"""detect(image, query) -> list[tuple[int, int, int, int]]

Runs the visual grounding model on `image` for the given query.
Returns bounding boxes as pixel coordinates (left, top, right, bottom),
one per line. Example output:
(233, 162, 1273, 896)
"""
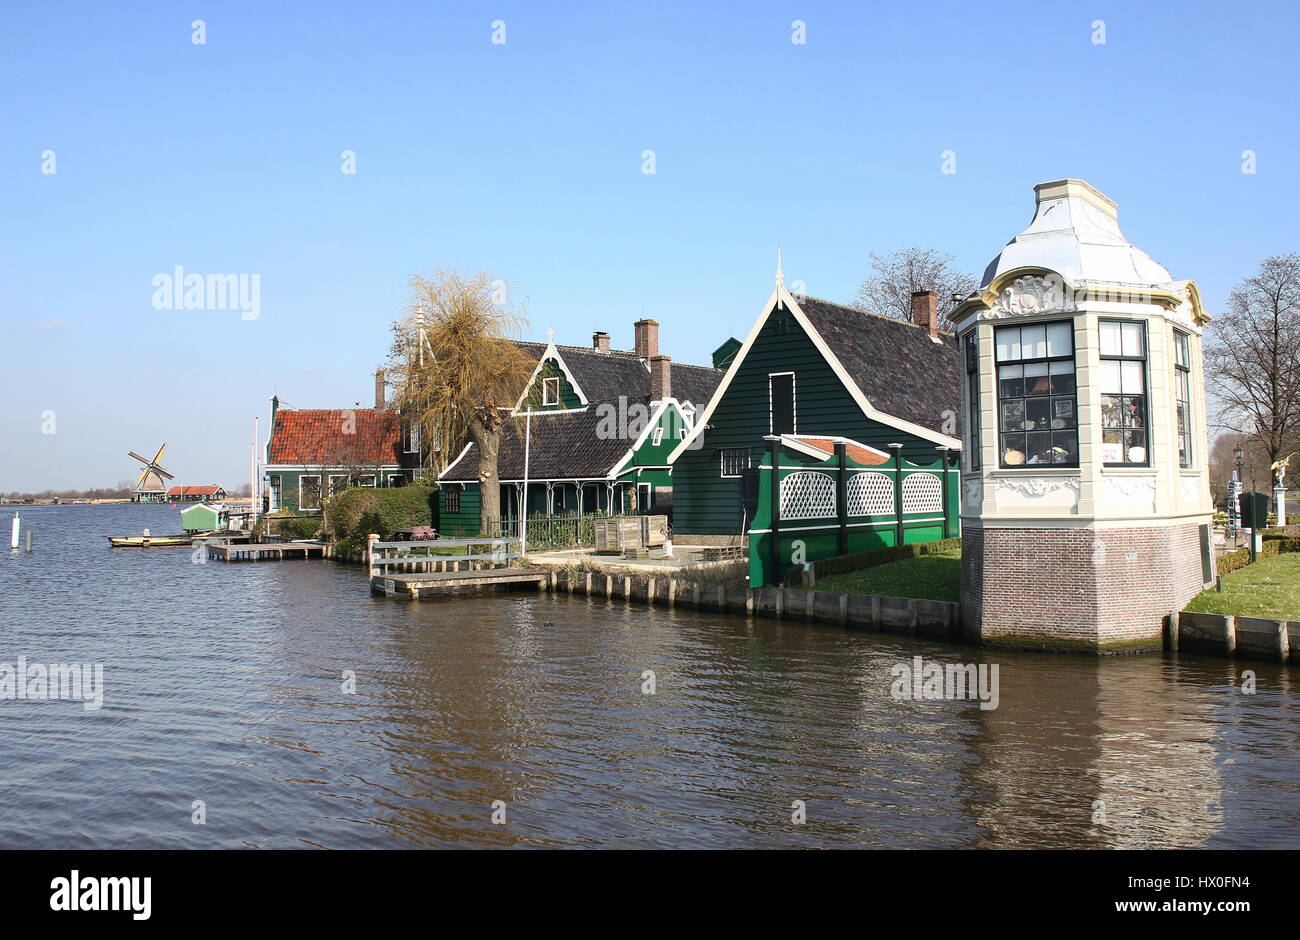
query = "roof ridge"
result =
(800, 295, 956, 338)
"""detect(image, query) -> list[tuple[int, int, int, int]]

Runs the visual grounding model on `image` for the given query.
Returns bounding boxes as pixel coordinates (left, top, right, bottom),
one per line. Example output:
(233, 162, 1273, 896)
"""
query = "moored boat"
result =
(107, 532, 210, 548)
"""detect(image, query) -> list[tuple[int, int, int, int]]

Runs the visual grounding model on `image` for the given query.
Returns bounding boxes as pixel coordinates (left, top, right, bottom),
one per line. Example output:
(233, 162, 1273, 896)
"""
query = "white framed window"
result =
(403, 421, 421, 454)
(358, 474, 377, 487)
(995, 321, 1078, 467)
(328, 474, 348, 495)
(299, 475, 321, 510)
(1174, 330, 1193, 468)
(720, 448, 748, 478)
(542, 376, 560, 406)
(769, 372, 796, 434)
(637, 482, 651, 510)
(678, 428, 688, 439)
(387, 473, 404, 487)
(1099, 319, 1149, 466)
(652, 427, 663, 446)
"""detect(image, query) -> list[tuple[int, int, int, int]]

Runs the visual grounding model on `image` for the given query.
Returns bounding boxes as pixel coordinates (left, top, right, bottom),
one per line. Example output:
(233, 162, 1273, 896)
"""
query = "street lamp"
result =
(1230, 445, 1245, 542)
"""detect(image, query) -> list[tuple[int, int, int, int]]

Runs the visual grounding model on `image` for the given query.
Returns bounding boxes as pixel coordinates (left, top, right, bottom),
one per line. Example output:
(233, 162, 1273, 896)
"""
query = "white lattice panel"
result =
(846, 472, 893, 516)
(901, 473, 943, 514)
(779, 471, 837, 519)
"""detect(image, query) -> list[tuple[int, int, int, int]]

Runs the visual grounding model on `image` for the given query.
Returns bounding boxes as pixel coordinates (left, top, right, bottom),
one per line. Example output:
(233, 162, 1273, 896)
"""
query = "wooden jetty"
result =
(367, 536, 545, 599)
(203, 540, 326, 562)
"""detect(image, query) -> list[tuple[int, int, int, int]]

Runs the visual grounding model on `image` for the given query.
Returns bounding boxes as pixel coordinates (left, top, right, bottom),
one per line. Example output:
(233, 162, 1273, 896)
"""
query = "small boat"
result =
(107, 531, 211, 549)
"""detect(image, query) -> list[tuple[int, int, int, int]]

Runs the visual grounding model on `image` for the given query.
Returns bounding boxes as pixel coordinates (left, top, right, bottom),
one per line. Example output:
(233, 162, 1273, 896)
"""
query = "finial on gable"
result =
(546, 326, 555, 345)
(775, 247, 784, 288)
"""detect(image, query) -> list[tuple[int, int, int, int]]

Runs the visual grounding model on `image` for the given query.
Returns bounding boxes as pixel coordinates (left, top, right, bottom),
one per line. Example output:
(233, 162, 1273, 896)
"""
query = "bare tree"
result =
(855, 247, 978, 330)
(1204, 254, 1300, 484)
(388, 267, 533, 535)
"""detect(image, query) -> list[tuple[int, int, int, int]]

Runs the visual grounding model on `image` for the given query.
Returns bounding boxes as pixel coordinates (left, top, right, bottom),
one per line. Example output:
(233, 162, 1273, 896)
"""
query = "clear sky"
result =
(2, 0, 1296, 492)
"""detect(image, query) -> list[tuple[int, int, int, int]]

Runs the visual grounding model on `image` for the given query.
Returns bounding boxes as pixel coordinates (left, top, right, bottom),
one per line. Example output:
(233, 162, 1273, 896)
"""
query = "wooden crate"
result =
(594, 517, 643, 553)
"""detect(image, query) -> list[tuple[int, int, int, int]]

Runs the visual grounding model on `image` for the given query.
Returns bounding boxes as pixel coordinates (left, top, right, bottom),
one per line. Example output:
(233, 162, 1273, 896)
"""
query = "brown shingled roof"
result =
(267, 408, 401, 466)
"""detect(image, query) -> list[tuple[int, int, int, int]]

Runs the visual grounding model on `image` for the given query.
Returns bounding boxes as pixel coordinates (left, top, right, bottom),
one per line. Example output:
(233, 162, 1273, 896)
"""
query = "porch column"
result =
(546, 482, 554, 515)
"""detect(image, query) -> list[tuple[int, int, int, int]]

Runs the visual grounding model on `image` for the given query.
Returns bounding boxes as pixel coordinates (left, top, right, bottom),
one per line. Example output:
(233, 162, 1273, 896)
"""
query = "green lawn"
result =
(1185, 552, 1300, 621)
(814, 548, 961, 602)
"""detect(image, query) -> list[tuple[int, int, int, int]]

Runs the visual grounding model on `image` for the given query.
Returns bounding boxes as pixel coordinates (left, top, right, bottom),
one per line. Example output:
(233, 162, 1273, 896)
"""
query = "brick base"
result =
(961, 523, 1208, 652)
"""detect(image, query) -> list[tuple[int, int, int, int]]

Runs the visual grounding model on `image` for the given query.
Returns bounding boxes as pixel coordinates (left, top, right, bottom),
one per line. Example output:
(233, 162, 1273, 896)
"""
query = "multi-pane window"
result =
(445, 484, 461, 513)
(720, 448, 749, 478)
(1174, 331, 1193, 468)
(1100, 320, 1149, 465)
(994, 322, 1078, 467)
(299, 475, 321, 510)
(964, 332, 981, 470)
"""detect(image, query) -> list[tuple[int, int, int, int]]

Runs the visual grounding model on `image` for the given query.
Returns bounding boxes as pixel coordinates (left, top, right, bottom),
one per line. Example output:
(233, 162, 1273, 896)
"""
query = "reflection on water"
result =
(0, 504, 1296, 848)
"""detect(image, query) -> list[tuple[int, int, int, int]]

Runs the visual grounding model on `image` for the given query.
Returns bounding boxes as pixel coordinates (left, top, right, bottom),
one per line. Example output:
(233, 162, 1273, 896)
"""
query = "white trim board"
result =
(511, 341, 590, 413)
(666, 283, 963, 464)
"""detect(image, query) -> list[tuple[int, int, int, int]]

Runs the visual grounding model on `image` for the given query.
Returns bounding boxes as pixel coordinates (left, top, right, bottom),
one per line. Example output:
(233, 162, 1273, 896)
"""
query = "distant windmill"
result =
(128, 443, 174, 502)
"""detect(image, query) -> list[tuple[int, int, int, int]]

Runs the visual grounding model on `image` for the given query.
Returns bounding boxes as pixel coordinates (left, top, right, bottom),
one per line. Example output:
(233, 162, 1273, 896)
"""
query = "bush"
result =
(278, 517, 321, 540)
(325, 483, 436, 554)
(799, 536, 962, 584)
(1217, 540, 1282, 577)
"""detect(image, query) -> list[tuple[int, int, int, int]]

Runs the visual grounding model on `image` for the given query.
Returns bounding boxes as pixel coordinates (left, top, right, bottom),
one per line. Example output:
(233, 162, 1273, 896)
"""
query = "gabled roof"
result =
(514, 341, 723, 408)
(266, 408, 402, 466)
(166, 484, 225, 497)
(439, 409, 635, 482)
(796, 296, 960, 433)
(667, 284, 962, 464)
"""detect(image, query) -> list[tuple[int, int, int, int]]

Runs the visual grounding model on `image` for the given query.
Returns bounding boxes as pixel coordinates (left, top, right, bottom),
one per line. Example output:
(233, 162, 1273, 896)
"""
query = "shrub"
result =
(277, 516, 321, 540)
(1217, 540, 1283, 577)
(325, 484, 436, 554)
(796, 537, 962, 585)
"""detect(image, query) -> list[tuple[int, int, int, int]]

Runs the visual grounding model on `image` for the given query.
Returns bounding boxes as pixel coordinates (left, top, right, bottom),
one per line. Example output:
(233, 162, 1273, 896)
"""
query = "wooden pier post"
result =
(367, 534, 380, 578)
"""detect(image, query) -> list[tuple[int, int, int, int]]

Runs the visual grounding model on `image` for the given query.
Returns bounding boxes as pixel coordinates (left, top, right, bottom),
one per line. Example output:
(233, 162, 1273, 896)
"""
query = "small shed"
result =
(180, 503, 226, 533)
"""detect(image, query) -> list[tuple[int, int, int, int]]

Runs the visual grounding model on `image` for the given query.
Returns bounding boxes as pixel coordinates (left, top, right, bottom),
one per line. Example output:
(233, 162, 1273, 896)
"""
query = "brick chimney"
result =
(374, 368, 386, 409)
(650, 355, 671, 401)
(910, 290, 939, 338)
(592, 331, 611, 353)
(634, 318, 659, 359)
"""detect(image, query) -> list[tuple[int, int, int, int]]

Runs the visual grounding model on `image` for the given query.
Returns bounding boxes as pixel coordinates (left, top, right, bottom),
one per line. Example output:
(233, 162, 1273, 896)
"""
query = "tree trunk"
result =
(471, 417, 502, 536)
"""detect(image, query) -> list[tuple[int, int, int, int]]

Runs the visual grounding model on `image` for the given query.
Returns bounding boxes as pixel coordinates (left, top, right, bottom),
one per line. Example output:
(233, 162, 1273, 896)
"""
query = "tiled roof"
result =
(267, 408, 402, 466)
(440, 409, 639, 482)
(797, 297, 960, 436)
(785, 436, 891, 467)
(515, 341, 723, 409)
(166, 485, 225, 497)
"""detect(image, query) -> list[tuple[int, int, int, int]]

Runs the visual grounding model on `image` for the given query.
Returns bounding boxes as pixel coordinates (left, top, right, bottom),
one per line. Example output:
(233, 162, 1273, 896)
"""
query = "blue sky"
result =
(2, 0, 1296, 491)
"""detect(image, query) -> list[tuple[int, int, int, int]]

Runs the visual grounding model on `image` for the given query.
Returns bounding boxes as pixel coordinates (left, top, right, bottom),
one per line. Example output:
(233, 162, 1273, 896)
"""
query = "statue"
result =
(1271, 453, 1293, 487)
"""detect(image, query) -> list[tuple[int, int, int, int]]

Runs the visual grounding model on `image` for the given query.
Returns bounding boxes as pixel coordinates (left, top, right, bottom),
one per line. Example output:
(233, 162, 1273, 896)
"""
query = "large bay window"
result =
(1174, 330, 1193, 467)
(994, 321, 1078, 467)
(1099, 320, 1149, 466)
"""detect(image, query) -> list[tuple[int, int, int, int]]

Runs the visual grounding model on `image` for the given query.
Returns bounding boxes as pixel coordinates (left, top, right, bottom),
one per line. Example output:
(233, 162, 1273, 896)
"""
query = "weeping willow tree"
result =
(388, 267, 533, 534)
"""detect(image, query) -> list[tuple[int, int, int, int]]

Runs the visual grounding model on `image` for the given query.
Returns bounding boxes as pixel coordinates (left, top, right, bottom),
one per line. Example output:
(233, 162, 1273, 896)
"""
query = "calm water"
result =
(0, 503, 1297, 849)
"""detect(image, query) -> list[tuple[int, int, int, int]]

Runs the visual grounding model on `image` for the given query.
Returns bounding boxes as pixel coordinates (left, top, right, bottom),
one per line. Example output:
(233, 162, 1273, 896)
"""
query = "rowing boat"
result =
(106, 532, 210, 548)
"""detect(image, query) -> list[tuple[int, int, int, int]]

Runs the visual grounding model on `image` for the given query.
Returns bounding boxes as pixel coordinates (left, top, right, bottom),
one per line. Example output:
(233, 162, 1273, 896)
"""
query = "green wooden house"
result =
(437, 321, 724, 536)
(667, 272, 963, 578)
(179, 502, 226, 533)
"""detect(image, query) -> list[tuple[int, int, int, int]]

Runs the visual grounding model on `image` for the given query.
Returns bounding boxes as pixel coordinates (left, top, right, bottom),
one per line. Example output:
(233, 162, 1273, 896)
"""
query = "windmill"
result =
(128, 443, 174, 502)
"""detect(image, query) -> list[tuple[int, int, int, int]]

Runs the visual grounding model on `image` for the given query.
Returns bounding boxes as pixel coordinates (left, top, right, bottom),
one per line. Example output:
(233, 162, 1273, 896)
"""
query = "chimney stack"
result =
(634, 318, 659, 359)
(650, 355, 672, 402)
(910, 290, 939, 338)
(374, 368, 386, 409)
(592, 331, 611, 353)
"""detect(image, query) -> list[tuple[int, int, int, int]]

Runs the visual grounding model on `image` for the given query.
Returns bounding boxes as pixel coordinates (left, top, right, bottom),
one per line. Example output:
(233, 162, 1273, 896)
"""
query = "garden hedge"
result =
(795, 537, 962, 585)
(325, 484, 437, 554)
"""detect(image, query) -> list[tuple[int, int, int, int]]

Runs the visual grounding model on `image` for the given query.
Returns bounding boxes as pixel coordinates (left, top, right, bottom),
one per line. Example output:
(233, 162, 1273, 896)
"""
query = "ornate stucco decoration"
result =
(996, 476, 1081, 499)
(993, 274, 1076, 318)
(962, 478, 983, 511)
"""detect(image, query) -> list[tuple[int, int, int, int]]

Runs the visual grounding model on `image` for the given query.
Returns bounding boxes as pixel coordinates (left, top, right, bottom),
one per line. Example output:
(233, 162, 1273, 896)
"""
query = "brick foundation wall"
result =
(962, 523, 1207, 652)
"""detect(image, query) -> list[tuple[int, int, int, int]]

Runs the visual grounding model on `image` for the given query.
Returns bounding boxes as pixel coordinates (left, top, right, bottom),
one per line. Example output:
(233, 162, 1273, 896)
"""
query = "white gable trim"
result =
(606, 397, 683, 479)
(437, 442, 474, 481)
(511, 341, 589, 413)
(666, 284, 962, 463)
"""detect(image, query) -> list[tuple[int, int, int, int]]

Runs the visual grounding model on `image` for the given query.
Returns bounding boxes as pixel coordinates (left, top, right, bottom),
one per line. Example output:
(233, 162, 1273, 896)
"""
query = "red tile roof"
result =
(166, 484, 225, 497)
(786, 435, 891, 466)
(267, 408, 402, 466)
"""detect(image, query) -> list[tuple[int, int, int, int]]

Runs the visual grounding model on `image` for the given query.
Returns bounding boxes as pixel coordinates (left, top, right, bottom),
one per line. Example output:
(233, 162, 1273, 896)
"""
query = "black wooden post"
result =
(835, 441, 848, 556)
(937, 446, 951, 539)
(769, 437, 781, 584)
(889, 443, 904, 548)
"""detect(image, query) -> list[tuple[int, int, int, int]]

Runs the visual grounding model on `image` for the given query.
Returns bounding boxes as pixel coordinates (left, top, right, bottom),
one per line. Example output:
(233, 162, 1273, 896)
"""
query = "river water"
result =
(0, 504, 1296, 849)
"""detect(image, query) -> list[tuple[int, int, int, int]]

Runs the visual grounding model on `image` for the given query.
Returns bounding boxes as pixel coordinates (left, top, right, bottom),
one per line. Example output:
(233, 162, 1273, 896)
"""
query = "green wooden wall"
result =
(672, 303, 953, 535)
(517, 357, 584, 412)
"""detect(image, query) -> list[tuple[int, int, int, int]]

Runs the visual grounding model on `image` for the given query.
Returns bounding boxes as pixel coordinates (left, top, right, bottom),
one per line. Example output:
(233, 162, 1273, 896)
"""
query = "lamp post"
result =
(1230, 445, 1244, 543)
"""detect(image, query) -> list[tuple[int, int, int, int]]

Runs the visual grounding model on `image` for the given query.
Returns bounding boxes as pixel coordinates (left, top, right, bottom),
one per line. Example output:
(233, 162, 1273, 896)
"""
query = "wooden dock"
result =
(203, 540, 326, 562)
(367, 535, 543, 599)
